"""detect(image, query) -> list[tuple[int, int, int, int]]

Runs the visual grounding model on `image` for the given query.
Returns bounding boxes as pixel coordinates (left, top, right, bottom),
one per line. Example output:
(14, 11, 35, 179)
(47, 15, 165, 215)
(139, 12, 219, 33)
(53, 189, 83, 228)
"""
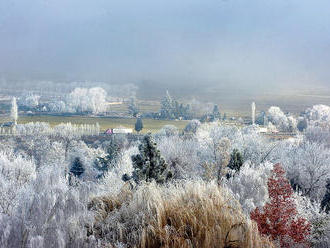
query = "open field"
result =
(4, 115, 189, 134)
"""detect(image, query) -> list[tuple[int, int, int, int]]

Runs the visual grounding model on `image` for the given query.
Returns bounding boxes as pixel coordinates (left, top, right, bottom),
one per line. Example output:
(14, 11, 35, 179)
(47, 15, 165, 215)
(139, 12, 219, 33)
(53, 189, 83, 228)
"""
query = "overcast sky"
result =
(1, 0, 330, 92)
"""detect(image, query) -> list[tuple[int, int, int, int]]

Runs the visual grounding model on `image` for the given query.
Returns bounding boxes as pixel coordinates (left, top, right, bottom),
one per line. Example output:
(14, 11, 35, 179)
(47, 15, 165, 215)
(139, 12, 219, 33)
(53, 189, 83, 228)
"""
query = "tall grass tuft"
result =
(89, 181, 274, 248)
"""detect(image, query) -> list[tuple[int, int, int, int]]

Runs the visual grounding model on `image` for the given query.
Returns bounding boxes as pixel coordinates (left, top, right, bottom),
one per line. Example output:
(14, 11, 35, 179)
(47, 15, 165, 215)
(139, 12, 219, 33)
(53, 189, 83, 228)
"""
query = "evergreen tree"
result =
(123, 134, 172, 184)
(70, 157, 84, 177)
(94, 140, 120, 176)
(174, 100, 180, 119)
(160, 90, 175, 119)
(321, 179, 330, 213)
(212, 104, 220, 121)
(135, 117, 143, 133)
(297, 118, 308, 132)
(228, 149, 244, 171)
(256, 111, 266, 125)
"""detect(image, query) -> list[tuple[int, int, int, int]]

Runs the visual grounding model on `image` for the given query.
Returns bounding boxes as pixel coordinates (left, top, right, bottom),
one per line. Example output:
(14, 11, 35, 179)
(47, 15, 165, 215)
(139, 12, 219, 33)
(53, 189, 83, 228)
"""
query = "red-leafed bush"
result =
(250, 163, 311, 247)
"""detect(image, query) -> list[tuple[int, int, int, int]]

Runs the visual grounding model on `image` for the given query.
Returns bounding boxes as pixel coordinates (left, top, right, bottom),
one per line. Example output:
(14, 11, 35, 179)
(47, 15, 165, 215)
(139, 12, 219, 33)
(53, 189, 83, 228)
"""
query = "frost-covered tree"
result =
(267, 106, 297, 132)
(305, 104, 330, 124)
(0, 151, 36, 215)
(66, 87, 108, 114)
(0, 165, 96, 248)
(279, 141, 330, 200)
(267, 106, 287, 128)
(123, 134, 172, 184)
(10, 97, 18, 125)
(66, 140, 104, 180)
(16, 122, 52, 136)
(157, 135, 203, 179)
(195, 123, 236, 181)
(160, 90, 175, 119)
(216, 137, 231, 184)
(15, 122, 100, 137)
(94, 137, 123, 177)
(184, 119, 201, 134)
(304, 125, 330, 148)
(48, 100, 67, 113)
(19, 92, 40, 108)
(226, 162, 273, 214)
(156, 125, 178, 138)
(251, 102, 256, 125)
(47, 87, 108, 114)
(294, 193, 330, 247)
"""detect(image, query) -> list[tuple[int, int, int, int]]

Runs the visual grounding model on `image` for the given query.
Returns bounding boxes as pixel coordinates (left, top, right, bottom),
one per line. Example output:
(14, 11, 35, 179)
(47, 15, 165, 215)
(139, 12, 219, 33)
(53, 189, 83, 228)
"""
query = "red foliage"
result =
(250, 163, 311, 248)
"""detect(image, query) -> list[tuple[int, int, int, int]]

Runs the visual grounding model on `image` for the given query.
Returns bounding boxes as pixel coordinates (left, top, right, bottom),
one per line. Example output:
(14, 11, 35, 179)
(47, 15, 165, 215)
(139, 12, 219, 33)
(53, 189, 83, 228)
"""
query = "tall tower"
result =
(11, 97, 18, 125)
(251, 102, 256, 125)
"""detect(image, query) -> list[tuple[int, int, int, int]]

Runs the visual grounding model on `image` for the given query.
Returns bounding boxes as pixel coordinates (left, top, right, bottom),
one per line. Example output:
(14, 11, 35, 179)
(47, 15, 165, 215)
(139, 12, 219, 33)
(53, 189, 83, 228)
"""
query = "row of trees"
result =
(12, 122, 100, 137)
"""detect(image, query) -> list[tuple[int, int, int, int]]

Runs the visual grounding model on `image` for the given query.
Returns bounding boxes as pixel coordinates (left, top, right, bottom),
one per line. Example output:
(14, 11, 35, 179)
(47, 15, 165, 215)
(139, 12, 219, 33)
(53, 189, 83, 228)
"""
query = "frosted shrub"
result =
(226, 162, 273, 214)
(295, 193, 330, 247)
(280, 141, 330, 200)
(155, 125, 179, 138)
(99, 146, 136, 196)
(157, 135, 203, 179)
(0, 165, 97, 248)
(0, 151, 36, 215)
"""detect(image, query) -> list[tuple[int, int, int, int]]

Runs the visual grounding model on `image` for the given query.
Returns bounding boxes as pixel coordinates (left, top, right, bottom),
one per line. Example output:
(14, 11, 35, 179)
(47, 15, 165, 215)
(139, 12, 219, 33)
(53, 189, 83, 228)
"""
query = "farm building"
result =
(105, 128, 133, 134)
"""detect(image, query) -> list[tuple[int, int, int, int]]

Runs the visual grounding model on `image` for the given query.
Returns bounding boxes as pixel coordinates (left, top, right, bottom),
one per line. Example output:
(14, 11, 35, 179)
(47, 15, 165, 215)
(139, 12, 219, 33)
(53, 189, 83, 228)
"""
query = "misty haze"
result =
(0, 1, 330, 248)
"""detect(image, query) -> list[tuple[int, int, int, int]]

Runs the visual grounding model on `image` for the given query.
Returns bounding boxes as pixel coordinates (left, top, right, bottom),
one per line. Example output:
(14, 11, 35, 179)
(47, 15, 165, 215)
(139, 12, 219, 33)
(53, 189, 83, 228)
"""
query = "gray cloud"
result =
(0, 0, 330, 93)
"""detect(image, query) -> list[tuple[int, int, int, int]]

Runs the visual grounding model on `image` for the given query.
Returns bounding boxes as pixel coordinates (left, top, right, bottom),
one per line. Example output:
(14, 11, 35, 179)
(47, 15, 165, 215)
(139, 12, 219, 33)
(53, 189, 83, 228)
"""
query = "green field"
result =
(13, 115, 189, 134)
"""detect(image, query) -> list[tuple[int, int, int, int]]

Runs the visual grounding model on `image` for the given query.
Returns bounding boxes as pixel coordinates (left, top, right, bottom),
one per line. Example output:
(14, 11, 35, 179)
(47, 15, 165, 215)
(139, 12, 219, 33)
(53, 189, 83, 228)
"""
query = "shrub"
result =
(251, 163, 310, 248)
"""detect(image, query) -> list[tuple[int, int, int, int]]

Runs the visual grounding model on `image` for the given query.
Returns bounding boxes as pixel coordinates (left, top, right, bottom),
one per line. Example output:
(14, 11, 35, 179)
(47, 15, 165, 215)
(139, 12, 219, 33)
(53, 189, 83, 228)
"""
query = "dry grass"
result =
(89, 181, 274, 248)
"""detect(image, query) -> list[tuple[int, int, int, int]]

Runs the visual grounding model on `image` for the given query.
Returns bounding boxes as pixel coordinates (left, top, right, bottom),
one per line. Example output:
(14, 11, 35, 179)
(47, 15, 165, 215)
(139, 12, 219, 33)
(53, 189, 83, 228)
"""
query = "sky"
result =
(1, 0, 330, 94)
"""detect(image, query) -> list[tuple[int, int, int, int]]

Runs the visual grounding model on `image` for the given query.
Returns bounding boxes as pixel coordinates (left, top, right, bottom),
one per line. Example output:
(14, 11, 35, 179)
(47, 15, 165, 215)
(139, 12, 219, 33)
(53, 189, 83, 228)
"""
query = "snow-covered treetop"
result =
(305, 104, 330, 123)
(19, 92, 40, 108)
